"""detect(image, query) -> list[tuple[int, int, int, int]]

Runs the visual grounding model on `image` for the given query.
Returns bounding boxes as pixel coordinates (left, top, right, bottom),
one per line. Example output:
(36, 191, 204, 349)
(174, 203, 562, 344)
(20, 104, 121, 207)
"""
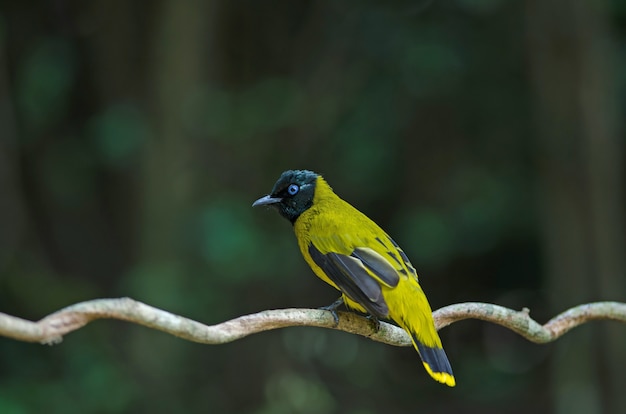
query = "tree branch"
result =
(1, 298, 625, 346)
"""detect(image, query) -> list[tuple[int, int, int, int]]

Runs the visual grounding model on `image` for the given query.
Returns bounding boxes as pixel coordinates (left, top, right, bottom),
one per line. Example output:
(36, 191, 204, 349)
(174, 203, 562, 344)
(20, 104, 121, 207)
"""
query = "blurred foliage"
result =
(0, 0, 624, 413)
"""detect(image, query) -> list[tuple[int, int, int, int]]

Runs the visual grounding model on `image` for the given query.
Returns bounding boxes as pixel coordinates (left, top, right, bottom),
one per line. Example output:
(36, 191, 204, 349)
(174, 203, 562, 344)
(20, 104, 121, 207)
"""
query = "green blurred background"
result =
(0, 0, 625, 413)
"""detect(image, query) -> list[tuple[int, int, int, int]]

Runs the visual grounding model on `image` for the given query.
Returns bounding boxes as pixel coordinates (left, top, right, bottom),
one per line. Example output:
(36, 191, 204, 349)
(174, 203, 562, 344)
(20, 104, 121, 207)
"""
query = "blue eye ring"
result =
(287, 184, 300, 196)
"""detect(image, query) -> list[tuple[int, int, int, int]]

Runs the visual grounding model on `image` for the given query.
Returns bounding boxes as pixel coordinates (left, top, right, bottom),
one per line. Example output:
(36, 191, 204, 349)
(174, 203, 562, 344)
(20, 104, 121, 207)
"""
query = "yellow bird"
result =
(253, 170, 455, 387)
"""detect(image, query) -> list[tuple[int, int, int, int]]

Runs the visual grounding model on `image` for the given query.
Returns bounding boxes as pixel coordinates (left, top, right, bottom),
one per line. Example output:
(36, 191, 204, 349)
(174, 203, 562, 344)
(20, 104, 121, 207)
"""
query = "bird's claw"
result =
(367, 315, 381, 332)
(319, 297, 344, 326)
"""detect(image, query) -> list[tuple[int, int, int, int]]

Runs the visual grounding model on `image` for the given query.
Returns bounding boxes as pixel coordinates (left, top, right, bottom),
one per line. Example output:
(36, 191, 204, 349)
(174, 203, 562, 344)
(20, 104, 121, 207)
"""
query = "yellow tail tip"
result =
(423, 362, 456, 387)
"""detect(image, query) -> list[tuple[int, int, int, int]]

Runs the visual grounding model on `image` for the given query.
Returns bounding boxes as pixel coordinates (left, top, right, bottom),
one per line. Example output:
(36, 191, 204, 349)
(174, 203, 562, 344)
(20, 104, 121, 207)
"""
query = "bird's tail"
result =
(410, 332, 456, 387)
(389, 281, 455, 386)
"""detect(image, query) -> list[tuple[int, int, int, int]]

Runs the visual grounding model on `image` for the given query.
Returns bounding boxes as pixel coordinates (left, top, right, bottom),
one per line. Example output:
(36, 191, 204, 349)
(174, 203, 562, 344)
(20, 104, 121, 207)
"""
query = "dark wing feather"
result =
(387, 236, 417, 276)
(351, 247, 400, 288)
(308, 243, 389, 318)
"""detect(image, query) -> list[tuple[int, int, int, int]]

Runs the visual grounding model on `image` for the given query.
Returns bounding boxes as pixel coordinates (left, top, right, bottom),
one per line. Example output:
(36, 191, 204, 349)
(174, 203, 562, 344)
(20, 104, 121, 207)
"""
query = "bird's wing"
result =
(307, 234, 405, 319)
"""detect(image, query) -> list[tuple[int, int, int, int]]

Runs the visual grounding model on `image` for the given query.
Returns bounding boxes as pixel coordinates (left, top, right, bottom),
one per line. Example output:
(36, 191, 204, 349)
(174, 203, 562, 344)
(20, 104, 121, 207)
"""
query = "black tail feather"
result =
(414, 335, 455, 386)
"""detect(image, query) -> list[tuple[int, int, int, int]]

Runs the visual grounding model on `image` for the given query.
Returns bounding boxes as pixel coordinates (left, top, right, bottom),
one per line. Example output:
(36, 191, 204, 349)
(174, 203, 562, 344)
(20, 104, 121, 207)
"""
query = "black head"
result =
(252, 170, 319, 223)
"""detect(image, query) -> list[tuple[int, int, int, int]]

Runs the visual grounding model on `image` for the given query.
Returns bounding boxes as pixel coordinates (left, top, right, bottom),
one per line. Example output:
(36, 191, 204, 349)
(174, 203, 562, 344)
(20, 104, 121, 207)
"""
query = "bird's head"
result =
(252, 170, 319, 223)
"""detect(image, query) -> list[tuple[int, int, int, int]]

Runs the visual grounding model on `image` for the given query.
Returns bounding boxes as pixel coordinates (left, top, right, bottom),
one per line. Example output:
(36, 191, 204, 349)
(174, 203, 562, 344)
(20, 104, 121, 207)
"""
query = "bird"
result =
(252, 169, 455, 387)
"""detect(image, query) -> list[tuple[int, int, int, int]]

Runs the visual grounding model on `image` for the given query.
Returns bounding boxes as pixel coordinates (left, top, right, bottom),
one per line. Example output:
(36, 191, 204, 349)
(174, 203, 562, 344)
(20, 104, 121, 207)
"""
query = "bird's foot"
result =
(366, 315, 381, 332)
(319, 297, 344, 326)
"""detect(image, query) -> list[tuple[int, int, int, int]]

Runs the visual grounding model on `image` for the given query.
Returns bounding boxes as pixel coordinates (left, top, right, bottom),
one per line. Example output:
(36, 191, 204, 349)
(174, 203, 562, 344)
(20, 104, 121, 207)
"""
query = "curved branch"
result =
(0, 298, 625, 346)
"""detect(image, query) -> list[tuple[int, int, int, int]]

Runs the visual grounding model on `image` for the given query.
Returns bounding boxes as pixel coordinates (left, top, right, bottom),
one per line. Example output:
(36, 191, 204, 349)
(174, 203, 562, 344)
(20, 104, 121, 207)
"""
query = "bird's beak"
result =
(252, 195, 282, 207)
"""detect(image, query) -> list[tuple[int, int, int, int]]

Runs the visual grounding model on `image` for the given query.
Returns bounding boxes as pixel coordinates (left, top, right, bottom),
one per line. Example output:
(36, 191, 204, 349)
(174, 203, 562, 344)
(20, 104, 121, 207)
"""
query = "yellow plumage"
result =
(254, 170, 455, 387)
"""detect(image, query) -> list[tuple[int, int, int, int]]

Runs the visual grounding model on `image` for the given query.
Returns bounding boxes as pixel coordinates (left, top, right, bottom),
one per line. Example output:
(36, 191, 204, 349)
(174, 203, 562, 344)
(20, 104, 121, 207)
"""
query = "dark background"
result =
(1, 1, 625, 413)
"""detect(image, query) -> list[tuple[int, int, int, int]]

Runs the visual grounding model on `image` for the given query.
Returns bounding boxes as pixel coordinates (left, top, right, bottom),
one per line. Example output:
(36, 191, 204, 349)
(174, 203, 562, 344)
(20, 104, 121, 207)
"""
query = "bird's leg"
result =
(319, 296, 344, 326)
(319, 296, 344, 312)
(366, 314, 381, 332)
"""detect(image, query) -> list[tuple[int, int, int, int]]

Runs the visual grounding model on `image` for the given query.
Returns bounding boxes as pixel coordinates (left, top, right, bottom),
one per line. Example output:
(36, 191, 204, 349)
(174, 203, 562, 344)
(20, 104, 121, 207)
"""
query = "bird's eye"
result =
(287, 184, 299, 196)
